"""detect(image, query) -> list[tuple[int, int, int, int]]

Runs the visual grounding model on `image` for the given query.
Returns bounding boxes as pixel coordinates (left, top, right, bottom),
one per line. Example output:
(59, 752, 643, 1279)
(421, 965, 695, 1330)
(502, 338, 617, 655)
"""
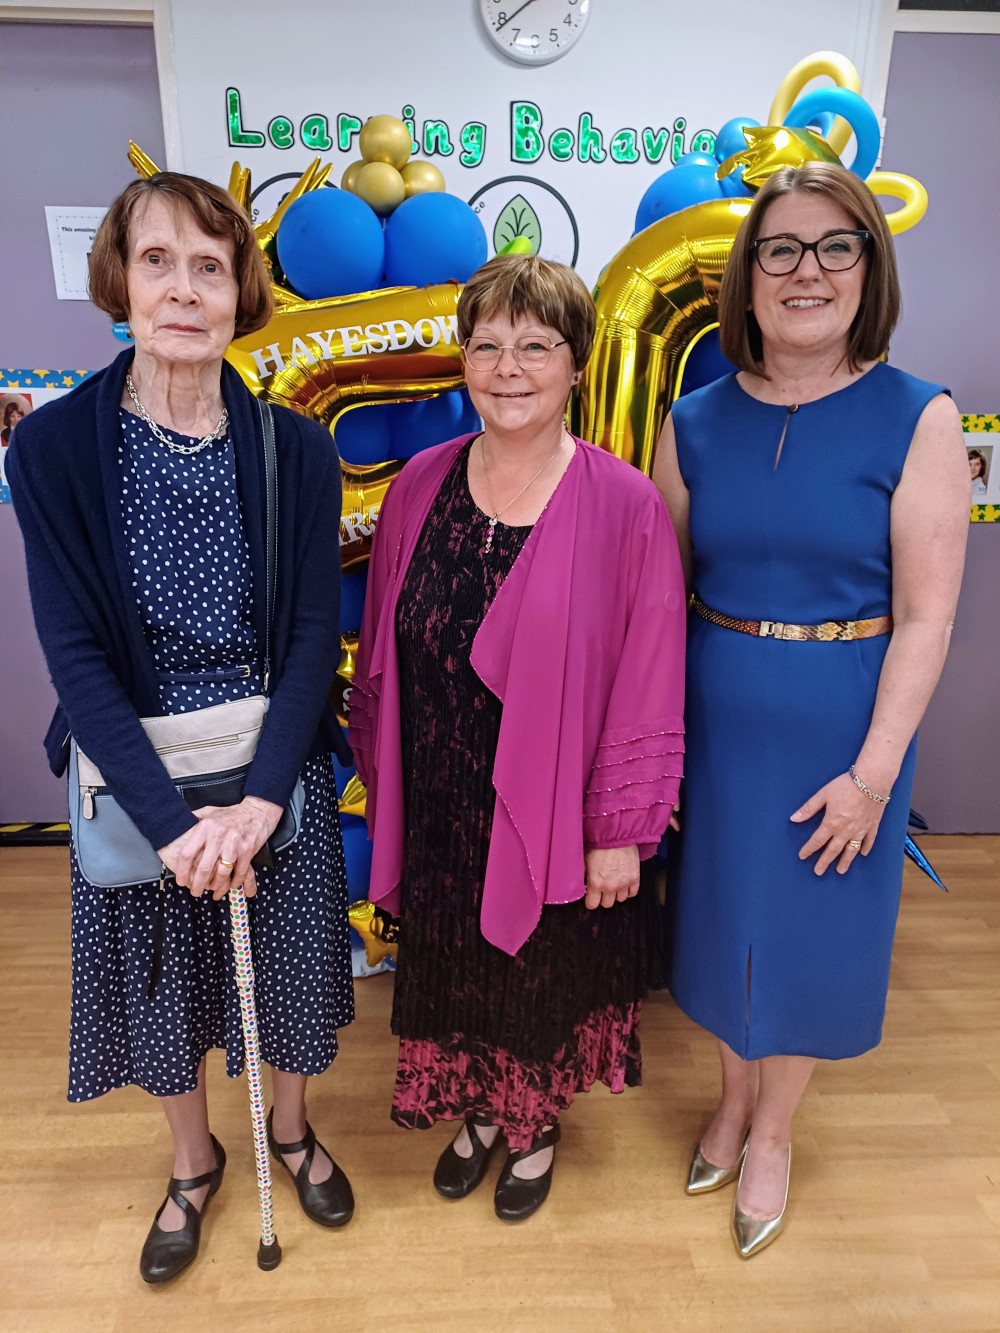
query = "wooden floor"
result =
(1, 838, 998, 1333)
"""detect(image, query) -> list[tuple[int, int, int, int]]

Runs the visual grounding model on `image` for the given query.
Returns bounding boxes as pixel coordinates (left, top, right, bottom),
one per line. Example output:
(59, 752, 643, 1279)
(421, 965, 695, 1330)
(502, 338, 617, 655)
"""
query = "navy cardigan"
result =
(7, 347, 351, 852)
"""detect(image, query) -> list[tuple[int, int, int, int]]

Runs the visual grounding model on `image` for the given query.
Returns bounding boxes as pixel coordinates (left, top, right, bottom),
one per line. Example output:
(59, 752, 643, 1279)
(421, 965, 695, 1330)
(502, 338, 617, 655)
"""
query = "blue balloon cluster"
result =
(634, 118, 759, 234)
(277, 188, 488, 301)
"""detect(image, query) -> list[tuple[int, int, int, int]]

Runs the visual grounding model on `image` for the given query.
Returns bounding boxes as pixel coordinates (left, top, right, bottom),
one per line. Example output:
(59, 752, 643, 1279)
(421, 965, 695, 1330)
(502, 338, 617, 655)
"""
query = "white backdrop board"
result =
(167, 0, 882, 284)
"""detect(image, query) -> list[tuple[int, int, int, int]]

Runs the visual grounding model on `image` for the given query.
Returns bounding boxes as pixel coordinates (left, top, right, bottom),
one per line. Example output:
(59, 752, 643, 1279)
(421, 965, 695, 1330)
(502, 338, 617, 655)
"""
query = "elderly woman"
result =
(653, 162, 969, 1257)
(350, 254, 686, 1221)
(7, 172, 355, 1282)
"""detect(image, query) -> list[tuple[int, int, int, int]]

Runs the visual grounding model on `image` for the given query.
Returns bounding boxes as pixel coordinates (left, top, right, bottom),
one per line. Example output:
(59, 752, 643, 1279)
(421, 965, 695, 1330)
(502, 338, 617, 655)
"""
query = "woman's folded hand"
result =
(158, 795, 284, 900)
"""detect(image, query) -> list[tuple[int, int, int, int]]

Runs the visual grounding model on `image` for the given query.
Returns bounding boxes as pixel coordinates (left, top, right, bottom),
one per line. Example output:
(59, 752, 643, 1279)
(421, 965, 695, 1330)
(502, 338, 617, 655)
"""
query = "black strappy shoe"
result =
(494, 1122, 561, 1222)
(139, 1134, 226, 1284)
(266, 1108, 354, 1227)
(433, 1114, 501, 1199)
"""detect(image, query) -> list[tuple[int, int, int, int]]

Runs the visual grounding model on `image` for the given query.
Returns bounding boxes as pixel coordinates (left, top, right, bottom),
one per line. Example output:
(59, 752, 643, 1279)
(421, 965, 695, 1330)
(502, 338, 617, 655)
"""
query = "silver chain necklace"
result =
(479, 433, 565, 554)
(125, 373, 229, 456)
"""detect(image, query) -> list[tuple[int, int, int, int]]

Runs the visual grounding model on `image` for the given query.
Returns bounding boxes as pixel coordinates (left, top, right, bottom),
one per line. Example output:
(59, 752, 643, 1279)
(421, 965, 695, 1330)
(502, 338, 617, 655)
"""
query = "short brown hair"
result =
(457, 254, 596, 372)
(717, 162, 901, 375)
(89, 172, 273, 338)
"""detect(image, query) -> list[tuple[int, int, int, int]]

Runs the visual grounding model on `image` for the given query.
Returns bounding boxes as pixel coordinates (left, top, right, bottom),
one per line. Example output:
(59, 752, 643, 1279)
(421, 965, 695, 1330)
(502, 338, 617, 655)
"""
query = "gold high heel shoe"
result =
(685, 1133, 749, 1195)
(731, 1142, 791, 1259)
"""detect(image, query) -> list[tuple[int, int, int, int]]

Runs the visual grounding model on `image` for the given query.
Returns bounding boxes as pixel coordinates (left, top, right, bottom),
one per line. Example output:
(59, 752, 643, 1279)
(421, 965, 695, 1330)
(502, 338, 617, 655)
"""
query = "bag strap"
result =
(258, 398, 277, 695)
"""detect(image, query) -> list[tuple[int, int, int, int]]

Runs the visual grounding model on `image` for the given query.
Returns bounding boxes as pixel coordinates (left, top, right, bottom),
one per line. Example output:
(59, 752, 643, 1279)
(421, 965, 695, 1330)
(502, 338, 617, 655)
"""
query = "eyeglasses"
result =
(462, 336, 568, 371)
(752, 230, 872, 276)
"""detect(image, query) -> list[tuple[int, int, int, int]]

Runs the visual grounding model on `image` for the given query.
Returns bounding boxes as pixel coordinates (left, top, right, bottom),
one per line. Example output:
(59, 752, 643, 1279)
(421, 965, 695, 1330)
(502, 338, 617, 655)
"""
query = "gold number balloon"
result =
(339, 459, 403, 571)
(347, 899, 399, 968)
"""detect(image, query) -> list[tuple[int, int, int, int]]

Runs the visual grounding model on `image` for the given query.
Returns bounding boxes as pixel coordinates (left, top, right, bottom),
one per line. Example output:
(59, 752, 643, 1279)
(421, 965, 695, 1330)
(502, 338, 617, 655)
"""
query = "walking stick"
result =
(229, 884, 282, 1270)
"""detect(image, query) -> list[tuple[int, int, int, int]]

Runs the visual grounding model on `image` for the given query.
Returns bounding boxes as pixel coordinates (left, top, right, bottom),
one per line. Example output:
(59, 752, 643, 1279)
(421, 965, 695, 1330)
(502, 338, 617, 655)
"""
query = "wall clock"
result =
(478, 0, 591, 66)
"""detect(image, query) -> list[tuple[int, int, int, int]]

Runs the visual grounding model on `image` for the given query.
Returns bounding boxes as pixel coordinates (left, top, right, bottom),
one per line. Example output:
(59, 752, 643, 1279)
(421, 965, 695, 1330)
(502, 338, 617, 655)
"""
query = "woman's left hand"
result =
(790, 773, 889, 875)
(584, 845, 640, 909)
(158, 796, 284, 900)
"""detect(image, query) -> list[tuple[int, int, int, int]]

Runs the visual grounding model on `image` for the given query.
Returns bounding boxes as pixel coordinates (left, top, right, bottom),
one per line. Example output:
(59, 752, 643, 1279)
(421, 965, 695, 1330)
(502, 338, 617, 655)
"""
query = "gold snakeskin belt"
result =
(691, 596, 893, 642)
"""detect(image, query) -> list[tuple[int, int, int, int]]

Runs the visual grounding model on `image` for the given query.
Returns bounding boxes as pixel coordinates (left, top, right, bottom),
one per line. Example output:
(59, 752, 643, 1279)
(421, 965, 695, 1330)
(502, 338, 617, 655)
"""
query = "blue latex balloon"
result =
(383, 192, 488, 288)
(673, 151, 718, 171)
(388, 390, 475, 460)
(783, 88, 881, 179)
(714, 116, 761, 163)
(339, 567, 369, 635)
(332, 754, 356, 798)
(277, 188, 384, 299)
(634, 163, 725, 234)
(677, 328, 737, 396)
(808, 111, 837, 141)
(341, 815, 373, 896)
(719, 165, 752, 198)
(333, 403, 394, 465)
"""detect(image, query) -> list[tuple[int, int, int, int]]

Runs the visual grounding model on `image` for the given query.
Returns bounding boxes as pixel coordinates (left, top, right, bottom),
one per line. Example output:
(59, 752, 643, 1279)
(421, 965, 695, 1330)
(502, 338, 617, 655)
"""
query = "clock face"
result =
(479, 0, 591, 66)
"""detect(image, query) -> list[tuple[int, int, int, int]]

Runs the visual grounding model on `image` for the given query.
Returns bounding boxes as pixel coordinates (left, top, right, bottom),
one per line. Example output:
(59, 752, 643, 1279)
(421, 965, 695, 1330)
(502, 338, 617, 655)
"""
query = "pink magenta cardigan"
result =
(349, 433, 686, 956)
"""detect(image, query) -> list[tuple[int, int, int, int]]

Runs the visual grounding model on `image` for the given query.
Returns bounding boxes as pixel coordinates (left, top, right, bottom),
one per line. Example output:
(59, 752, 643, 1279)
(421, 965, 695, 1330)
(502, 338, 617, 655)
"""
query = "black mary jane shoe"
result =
(139, 1134, 226, 1284)
(433, 1115, 501, 1200)
(494, 1122, 561, 1223)
(267, 1108, 354, 1228)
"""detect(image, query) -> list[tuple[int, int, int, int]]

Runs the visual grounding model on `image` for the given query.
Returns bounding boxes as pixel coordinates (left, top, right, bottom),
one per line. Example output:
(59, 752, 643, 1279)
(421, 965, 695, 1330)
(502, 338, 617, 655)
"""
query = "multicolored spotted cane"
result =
(229, 885, 282, 1270)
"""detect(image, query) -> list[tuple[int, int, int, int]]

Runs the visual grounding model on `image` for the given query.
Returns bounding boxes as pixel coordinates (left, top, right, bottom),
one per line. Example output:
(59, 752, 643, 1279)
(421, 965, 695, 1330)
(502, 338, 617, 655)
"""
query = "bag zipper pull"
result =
(82, 787, 97, 819)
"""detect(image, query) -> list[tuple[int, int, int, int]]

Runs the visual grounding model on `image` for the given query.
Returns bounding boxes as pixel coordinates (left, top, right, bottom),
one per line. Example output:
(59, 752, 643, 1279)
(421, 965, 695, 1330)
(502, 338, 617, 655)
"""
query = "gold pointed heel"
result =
(685, 1133, 749, 1195)
(731, 1143, 791, 1259)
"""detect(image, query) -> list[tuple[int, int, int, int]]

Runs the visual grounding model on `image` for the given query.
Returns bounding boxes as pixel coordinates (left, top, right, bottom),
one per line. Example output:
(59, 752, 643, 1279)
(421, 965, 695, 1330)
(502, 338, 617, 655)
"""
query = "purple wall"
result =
(0, 23, 164, 821)
(882, 31, 1000, 833)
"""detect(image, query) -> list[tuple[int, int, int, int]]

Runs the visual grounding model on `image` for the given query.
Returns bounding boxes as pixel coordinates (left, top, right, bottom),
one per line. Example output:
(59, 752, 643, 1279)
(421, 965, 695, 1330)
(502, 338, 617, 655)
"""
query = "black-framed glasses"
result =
(462, 336, 568, 370)
(752, 230, 872, 276)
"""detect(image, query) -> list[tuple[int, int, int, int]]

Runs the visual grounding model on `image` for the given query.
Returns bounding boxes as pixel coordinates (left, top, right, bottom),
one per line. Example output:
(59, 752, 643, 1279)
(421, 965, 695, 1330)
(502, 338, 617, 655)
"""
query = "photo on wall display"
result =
(962, 415, 1000, 522)
(0, 373, 92, 502)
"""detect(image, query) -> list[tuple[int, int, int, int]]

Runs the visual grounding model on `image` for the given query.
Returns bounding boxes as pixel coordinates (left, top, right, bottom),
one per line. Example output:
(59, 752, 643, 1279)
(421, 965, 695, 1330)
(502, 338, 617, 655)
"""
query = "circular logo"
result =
(467, 176, 579, 267)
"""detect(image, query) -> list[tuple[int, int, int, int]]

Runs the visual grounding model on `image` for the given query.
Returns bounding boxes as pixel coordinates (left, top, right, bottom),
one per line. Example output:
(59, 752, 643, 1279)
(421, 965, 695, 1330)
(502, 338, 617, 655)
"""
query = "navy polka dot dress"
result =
(66, 410, 354, 1102)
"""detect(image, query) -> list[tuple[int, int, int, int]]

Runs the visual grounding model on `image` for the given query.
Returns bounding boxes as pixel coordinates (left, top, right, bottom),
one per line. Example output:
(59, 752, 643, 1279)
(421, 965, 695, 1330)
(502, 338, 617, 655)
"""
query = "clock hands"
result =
(495, 0, 536, 33)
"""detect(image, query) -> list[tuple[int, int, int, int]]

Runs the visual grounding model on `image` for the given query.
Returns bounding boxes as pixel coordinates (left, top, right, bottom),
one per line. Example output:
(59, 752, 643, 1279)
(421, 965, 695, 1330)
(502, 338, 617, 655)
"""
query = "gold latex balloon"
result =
(865, 170, 928, 236)
(768, 51, 861, 157)
(348, 899, 399, 968)
(571, 196, 754, 476)
(359, 115, 412, 170)
(353, 161, 406, 217)
(339, 459, 403, 571)
(333, 633, 359, 727)
(716, 125, 841, 190)
(401, 160, 446, 197)
(338, 775, 367, 819)
(341, 159, 365, 193)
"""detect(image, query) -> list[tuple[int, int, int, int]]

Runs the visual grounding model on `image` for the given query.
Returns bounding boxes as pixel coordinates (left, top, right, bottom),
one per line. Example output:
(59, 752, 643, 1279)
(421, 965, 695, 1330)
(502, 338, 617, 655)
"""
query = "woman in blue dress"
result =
(653, 163, 968, 1257)
(8, 173, 355, 1281)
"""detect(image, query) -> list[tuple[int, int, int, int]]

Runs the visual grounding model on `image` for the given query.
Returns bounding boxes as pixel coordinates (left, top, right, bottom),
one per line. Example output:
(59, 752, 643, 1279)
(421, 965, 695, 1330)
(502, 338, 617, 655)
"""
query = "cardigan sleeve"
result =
(582, 491, 686, 854)
(6, 437, 198, 852)
(243, 418, 345, 809)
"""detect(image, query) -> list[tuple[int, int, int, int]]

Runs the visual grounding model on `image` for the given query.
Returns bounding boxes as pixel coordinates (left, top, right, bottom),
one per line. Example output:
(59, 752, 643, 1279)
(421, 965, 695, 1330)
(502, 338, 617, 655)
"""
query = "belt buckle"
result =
(758, 620, 783, 639)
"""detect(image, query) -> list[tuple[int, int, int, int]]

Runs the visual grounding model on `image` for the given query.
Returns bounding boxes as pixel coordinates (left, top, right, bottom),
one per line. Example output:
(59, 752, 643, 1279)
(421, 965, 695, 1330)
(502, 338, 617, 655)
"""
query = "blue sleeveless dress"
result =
(667, 363, 945, 1060)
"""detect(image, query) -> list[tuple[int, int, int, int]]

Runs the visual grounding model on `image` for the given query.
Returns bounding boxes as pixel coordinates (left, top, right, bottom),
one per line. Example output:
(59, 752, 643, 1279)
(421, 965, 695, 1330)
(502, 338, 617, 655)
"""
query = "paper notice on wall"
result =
(44, 207, 107, 300)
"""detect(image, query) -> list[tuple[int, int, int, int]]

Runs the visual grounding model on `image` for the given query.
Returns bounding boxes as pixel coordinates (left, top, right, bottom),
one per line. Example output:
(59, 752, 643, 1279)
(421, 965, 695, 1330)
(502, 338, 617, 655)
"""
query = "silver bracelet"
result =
(848, 765, 891, 805)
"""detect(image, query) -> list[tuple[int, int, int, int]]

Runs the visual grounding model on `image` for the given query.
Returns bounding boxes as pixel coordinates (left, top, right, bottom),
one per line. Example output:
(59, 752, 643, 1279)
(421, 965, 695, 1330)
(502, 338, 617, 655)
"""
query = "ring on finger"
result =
(218, 857, 237, 872)
(847, 839, 863, 850)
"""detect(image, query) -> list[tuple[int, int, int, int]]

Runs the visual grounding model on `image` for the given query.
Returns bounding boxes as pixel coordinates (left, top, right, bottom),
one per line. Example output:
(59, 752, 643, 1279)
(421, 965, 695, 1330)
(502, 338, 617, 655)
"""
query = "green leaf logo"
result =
(493, 194, 541, 254)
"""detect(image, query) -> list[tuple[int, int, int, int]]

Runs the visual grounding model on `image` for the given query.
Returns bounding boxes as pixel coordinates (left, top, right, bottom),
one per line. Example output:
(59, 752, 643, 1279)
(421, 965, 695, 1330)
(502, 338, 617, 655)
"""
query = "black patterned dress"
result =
(390, 443, 646, 1151)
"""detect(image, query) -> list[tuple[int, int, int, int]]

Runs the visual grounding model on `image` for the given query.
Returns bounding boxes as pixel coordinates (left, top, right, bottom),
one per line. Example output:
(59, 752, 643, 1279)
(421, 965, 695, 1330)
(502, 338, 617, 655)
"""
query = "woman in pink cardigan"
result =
(350, 254, 685, 1222)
